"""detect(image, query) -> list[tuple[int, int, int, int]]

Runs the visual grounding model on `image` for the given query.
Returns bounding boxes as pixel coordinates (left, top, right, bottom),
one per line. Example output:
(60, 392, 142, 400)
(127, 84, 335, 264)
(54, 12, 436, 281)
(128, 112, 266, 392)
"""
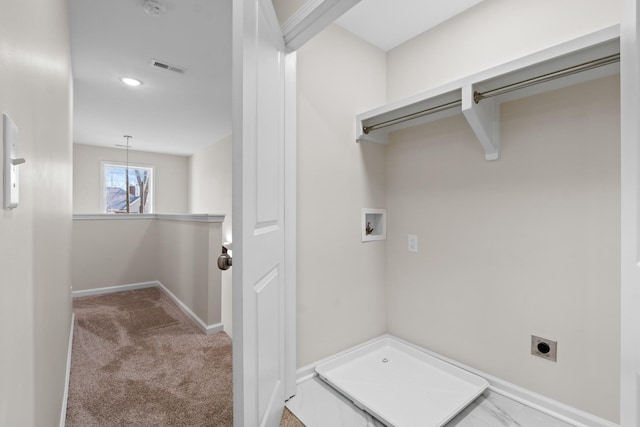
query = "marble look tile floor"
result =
(286, 377, 575, 427)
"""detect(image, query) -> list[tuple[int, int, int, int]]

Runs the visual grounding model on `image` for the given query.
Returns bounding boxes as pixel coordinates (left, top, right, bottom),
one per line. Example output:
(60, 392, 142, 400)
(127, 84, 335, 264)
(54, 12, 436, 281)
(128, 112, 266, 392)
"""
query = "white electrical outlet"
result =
(408, 235, 418, 253)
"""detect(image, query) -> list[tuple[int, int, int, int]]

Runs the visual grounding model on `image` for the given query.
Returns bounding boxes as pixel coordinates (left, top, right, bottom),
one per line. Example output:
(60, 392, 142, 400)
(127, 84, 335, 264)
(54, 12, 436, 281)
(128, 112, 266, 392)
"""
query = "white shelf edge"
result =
(355, 24, 621, 161)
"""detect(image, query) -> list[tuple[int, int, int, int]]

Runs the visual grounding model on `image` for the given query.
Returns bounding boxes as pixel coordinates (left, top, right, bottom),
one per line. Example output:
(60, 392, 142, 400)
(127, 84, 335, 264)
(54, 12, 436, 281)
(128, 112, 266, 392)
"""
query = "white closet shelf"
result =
(356, 25, 620, 161)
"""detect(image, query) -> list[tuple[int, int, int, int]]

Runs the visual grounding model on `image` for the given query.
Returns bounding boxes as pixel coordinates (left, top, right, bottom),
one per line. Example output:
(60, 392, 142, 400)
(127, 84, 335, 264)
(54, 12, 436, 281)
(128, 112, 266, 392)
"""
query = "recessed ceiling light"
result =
(120, 77, 142, 87)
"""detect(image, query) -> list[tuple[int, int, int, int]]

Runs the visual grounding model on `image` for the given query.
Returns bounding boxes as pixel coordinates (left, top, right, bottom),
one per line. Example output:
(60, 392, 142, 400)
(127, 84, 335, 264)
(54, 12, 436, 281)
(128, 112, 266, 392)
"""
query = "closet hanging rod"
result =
(362, 53, 620, 135)
(363, 99, 462, 134)
(474, 53, 620, 103)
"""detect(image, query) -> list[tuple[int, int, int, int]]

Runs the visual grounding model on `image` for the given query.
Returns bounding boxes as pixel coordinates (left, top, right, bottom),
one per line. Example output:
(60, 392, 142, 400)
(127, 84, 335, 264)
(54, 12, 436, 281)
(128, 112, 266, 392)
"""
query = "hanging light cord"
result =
(123, 135, 132, 213)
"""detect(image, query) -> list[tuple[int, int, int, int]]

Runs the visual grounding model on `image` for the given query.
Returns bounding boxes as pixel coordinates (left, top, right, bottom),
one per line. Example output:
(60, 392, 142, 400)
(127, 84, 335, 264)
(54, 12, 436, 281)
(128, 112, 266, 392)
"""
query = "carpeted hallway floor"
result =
(66, 287, 304, 426)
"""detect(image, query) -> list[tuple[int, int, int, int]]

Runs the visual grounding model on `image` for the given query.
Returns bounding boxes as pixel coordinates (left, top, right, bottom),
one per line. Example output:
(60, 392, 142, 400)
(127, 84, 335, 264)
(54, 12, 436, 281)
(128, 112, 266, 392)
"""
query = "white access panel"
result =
(3, 114, 25, 209)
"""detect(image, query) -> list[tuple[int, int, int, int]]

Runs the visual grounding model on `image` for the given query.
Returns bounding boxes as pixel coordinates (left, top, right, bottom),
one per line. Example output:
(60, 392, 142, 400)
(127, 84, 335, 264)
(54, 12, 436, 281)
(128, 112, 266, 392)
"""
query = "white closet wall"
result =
(296, 24, 388, 366)
(387, 0, 620, 102)
(382, 0, 621, 422)
(385, 76, 620, 422)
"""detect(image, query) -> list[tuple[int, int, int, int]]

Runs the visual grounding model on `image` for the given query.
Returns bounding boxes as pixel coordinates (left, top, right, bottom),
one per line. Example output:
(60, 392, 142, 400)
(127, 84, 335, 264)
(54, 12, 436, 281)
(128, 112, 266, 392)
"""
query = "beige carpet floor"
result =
(66, 287, 305, 426)
(280, 407, 305, 426)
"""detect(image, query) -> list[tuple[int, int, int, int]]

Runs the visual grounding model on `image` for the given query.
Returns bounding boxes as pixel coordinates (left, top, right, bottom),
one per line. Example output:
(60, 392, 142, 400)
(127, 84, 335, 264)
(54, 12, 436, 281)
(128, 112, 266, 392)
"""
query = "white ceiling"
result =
(69, 0, 232, 156)
(335, 0, 484, 52)
(68, 0, 482, 156)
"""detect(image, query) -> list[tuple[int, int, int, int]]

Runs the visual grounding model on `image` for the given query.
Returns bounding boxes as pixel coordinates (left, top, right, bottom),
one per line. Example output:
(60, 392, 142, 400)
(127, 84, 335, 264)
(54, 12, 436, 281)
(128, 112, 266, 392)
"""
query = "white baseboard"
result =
(71, 281, 157, 298)
(59, 313, 75, 427)
(156, 281, 224, 335)
(295, 334, 386, 384)
(71, 281, 224, 335)
(297, 334, 619, 427)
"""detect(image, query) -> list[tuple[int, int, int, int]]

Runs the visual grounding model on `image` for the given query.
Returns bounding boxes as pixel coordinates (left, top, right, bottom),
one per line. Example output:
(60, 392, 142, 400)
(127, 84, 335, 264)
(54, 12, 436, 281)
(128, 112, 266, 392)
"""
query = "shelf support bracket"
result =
(462, 84, 500, 161)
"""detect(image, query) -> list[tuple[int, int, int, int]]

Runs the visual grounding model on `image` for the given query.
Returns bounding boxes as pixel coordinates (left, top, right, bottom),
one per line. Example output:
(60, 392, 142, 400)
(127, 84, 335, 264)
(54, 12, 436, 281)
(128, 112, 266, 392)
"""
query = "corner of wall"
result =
(296, 22, 388, 366)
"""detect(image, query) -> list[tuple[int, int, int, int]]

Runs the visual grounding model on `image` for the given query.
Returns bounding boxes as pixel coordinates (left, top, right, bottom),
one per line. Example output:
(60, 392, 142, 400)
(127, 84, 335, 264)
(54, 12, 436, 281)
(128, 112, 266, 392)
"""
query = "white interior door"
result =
(232, 0, 287, 425)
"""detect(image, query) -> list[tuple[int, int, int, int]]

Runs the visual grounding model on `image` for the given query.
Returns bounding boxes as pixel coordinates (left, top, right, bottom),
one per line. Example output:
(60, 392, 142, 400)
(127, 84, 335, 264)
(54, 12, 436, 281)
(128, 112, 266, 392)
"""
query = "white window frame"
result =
(100, 161, 156, 214)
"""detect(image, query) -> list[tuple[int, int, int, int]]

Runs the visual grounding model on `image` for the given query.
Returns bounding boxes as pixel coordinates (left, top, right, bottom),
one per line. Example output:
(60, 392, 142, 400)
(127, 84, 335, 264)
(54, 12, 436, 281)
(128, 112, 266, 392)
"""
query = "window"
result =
(101, 162, 154, 213)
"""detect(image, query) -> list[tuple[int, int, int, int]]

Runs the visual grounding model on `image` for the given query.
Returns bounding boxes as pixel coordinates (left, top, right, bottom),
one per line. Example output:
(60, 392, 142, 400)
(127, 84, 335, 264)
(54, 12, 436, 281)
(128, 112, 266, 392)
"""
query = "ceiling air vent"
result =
(150, 59, 187, 74)
(143, 0, 165, 16)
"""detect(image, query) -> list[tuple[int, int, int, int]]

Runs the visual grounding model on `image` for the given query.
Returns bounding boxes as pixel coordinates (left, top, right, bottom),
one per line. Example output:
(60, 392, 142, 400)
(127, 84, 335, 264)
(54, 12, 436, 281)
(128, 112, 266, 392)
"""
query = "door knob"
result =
(217, 246, 232, 270)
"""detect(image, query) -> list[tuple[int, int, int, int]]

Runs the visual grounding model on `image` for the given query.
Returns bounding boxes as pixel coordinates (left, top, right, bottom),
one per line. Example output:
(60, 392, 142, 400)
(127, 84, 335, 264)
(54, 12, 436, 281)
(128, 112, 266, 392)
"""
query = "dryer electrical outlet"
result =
(3, 114, 25, 209)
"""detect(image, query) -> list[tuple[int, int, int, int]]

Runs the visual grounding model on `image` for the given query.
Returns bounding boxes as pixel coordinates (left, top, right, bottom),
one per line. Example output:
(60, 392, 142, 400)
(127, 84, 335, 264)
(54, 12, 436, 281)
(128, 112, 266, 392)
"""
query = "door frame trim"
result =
(280, 0, 362, 51)
(278, 0, 363, 402)
(620, 0, 640, 424)
(284, 50, 297, 400)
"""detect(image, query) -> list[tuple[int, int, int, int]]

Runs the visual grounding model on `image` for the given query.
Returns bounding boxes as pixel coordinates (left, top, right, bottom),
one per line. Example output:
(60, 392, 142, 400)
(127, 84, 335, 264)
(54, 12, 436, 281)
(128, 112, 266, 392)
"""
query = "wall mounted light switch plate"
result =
(3, 114, 23, 209)
(408, 234, 418, 253)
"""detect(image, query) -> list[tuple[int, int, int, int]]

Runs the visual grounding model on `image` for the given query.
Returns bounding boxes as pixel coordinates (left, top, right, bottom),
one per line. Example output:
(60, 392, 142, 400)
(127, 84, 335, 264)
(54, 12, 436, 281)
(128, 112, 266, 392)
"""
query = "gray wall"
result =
(72, 218, 158, 289)
(72, 216, 223, 327)
(157, 219, 223, 325)
(189, 134, 233, 335)
(387, 0, 620, 102)
(73, 143, 189, 214)
(0, 0, 73, 424)
(386, 76, 620, 422)
(382, 1, 620, 421)
(296, 24, 388, 366)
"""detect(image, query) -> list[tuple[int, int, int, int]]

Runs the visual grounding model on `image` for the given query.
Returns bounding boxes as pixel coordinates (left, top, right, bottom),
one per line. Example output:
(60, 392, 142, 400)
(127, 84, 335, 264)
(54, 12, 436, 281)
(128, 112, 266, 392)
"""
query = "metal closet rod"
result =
(363, 99, 462, 134)
(362, 53, 620, 135)
(474, 53, 620, 102)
